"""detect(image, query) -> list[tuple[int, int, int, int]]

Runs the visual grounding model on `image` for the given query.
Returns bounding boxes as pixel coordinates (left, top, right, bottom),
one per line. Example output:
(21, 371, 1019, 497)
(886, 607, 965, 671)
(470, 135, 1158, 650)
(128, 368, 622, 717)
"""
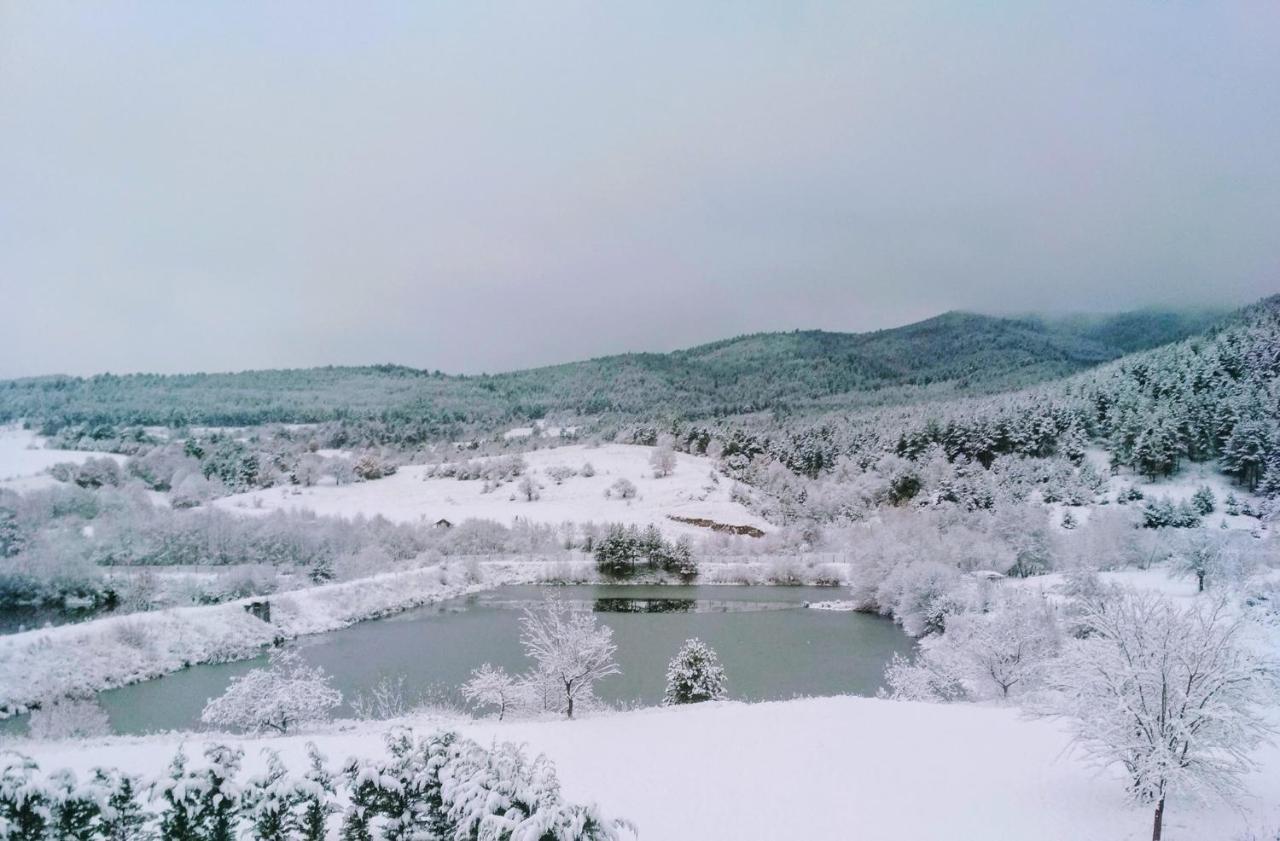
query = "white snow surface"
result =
(0, 424, 126, 488)
(15, 696, 1280, 841)
(214, 444, 768, 538)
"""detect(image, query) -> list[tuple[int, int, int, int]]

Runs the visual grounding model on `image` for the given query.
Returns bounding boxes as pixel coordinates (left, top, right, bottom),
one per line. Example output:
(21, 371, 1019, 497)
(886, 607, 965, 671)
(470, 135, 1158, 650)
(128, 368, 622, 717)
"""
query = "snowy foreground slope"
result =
(18, 696, 1280, 841)
(214, 444, 769, 538)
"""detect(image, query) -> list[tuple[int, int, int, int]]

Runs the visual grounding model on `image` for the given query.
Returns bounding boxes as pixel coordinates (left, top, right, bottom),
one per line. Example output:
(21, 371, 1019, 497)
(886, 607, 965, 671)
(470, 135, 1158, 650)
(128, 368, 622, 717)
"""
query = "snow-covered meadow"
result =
(13, 695, 1280, 841)
(0, 425, 125, 491)
(214, 444, 769, 539)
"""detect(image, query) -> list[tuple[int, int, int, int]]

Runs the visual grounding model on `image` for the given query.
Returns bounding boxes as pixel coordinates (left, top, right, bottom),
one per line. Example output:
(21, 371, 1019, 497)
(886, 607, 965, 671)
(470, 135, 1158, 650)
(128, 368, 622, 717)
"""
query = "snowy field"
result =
(15, 696, 1280, 841)
(214, 444, 769, 538)
(0, 424, 125, 490)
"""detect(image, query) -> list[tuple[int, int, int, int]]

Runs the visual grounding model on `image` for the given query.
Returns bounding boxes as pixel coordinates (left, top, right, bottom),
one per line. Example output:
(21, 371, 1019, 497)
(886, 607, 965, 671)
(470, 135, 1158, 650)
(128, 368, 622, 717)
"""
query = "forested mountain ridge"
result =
(0, 307, 1221, 435)
(714, 295, 1280, 503)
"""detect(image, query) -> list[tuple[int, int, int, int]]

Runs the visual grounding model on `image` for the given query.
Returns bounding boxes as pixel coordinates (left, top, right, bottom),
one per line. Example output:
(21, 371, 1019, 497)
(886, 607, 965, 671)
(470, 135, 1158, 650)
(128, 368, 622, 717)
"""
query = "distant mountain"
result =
(1035, 308, 1226, 355)
(0, 307, 1226, 436)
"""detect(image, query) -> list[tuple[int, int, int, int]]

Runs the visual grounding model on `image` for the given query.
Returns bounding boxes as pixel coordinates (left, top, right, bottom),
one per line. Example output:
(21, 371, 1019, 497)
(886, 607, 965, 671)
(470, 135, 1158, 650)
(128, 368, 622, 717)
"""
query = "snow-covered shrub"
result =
(350, 674, 412, 721)
(27, 696, 111, 740)
(875, 560, 965, 637)
(885, 595, 1061, 702)
(353, 454, 395, 481)
(663, 638, 727, 705)
(882, 651, 966, 703)
(201, 649, 342, 734)
(605, 478, 636, 500)
(545, 465, 577, 485)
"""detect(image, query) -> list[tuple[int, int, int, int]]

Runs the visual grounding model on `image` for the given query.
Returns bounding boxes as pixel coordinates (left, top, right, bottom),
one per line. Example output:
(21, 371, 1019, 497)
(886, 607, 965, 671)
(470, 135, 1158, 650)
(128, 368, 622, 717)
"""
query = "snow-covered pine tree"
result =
(196, 744, 243, 841)
(421, 731, 460, 840)
(1191, 485, 1216, 515)
(47, 768, 101, 841)
(155, 749, 201, 841)
(339, 757, 381, 841)
(0, 753, 50, 841)
(242, 749, 295, 841)
(93, 768, 149, 841)
(377, 728, 430, 841)
(294, 743, 337, 841)
(663, 638, 727, 705)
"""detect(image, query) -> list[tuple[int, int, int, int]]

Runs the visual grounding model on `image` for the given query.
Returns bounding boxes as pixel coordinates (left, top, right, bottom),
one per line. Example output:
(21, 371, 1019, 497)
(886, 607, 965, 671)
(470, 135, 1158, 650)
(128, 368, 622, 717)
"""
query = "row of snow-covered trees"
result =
(1, 473, 659, 612)
(1, 728, 633, 841)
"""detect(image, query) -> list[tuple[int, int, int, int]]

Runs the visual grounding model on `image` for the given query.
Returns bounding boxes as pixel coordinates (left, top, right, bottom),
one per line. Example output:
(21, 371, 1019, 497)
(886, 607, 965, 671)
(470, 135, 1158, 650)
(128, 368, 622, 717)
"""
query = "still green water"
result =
(77, 585, 912, 734)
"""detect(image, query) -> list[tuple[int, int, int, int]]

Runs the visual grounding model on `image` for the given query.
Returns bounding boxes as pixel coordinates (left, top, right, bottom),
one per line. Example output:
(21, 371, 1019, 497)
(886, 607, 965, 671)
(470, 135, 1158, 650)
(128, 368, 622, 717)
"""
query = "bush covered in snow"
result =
(200, 649, 342, 734)
(0, 728, 635, 841)
(26, 697, 111, 741)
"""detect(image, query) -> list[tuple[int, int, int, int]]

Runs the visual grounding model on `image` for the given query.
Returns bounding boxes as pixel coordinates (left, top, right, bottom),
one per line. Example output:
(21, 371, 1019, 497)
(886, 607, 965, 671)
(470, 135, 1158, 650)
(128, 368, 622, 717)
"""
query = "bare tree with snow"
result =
(649, 446, 676, 478)
(461, 663, 518, 720)
(1035, 590, 1276, 841)
(201, 649, 342, 734)
(520, 598, 620, 719)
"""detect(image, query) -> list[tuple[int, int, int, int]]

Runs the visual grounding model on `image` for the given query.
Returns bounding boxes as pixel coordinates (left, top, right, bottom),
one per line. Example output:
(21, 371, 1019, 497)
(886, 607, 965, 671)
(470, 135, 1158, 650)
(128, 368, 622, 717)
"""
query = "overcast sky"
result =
(2, 2, 1278, 378)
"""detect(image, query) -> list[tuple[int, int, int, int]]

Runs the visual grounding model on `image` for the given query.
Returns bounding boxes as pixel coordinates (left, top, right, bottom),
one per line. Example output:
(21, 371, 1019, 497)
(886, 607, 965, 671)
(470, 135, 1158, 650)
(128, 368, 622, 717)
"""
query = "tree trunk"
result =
(566, 694, 574, 719)
(1151, 797, 1165, 841)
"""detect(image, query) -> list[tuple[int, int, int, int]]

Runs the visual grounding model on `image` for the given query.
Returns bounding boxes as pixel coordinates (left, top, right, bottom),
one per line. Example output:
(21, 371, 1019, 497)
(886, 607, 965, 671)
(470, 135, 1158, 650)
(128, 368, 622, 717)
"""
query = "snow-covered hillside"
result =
(17, 696, 1280, 841)
(215, 444, 769, 538)
(0, 424, 125, 490)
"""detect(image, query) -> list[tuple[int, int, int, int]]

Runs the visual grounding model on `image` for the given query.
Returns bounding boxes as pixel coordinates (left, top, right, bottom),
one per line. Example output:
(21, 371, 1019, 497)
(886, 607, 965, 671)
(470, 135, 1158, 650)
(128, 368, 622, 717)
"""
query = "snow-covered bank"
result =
(15, 696, 1280, 841)
(0, 562, 534, 715)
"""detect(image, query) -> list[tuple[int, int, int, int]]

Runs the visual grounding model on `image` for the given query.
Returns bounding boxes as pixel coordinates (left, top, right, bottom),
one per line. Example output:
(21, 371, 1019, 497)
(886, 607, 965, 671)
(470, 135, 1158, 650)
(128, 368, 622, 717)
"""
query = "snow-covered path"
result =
(17, 696, 1280, 840)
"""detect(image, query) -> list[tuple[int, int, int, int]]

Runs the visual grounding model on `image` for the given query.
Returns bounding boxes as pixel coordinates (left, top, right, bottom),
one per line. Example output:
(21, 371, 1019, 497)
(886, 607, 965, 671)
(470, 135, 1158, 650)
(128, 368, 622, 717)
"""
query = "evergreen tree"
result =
(1191, 485, 1216, 515)
(47, 768, 101, 841)
(242, 750, 294, 841)
(0, 753, 50, 841)
(339, 758, 379, 841)
(93, 768, 149, 841)
(294, 744, 336, 841)
(195, 744, 243, 841)
(663, 638, 728, 705)
(1220, 417, 1273, 490)
(156, 749, 201, 841)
